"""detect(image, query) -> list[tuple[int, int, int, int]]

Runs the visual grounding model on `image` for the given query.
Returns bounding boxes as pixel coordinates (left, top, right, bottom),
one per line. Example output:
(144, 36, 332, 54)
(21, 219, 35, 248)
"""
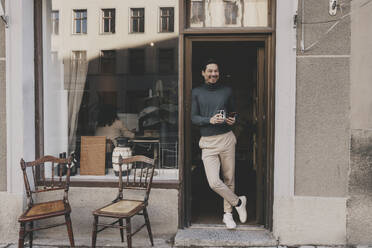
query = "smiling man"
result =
(191, 59, 247, 229)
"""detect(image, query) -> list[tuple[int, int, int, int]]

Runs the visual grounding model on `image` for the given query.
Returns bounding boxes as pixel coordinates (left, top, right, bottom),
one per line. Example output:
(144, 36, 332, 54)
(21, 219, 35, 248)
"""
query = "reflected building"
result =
(189, 0, 268, 27)
(44, 0, 179, 169)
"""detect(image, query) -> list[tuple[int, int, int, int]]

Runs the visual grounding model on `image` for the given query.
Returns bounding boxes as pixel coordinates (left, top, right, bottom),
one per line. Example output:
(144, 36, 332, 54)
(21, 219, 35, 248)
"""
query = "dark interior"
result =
(191, 41, 261, 225)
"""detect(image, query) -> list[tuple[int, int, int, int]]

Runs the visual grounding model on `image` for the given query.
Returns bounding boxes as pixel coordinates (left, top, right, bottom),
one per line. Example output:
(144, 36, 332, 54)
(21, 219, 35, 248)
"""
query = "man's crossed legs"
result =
(200, 131, 247, 229)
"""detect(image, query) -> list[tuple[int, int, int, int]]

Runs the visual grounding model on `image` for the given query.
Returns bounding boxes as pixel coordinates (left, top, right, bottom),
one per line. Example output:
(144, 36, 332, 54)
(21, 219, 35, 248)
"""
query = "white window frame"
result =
(100, 8, 116, 34)
(72, 9, 87, 34)
(51, 10, 59, 35)
(129, 7, 145, 33)
(99, 50, 116, 74)
(189, 0, 205, 27)
(71, 50, 87, 61)
(159, 7, 175, 33)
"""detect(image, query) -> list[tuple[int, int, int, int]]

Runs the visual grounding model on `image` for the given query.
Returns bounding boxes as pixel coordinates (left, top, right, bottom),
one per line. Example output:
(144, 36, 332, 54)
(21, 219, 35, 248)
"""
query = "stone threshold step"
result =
(174, 225, 278, 247)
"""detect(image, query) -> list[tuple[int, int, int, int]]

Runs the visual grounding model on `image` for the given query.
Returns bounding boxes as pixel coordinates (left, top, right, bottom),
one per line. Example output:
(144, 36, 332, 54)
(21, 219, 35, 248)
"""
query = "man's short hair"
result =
(202, 58, 219, 71)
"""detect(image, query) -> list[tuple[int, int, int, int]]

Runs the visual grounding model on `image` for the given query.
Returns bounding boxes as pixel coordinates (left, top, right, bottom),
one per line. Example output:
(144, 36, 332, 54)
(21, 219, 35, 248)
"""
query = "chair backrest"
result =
(20, 155, 73, 208)
(117, 155, 155, 203)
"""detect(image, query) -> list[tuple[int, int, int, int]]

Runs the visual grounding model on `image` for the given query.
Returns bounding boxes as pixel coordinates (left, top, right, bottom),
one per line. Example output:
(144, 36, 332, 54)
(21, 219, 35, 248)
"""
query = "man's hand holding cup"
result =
(210, 113, 225, 125)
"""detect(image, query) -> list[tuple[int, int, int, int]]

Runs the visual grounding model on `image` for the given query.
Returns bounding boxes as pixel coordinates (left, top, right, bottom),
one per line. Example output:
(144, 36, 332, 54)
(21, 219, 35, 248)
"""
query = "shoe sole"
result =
(237, 196, 247, 223)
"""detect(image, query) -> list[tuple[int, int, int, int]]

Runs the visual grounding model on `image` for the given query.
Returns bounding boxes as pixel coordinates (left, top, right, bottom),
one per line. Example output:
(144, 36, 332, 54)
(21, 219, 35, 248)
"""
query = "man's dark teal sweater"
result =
(191, 81, 235, 137)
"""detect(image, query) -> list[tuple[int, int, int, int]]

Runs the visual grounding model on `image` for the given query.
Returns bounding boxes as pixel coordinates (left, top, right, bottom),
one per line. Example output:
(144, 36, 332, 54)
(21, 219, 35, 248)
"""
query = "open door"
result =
(184, 37, 270, 227)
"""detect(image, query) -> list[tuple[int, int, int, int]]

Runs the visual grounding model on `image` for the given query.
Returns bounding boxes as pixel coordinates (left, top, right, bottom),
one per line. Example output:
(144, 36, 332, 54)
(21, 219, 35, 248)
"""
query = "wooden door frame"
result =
(179, 34, 275, 229)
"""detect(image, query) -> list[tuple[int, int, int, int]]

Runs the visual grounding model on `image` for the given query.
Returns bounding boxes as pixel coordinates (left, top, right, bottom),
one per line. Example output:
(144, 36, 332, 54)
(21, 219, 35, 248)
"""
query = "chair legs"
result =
(18, 222, 25, 248)
(18, 222, 34, 248)
(125, 218, 132, 248)
(29, 221, 34, 248)
(65, 213, 75, 247)
(143, 207, 154, 246)
(119, 218, 124, 242)
(92, 215, 98, 248)
(19, 217, 74, 248)
(91, 211, 152, 248)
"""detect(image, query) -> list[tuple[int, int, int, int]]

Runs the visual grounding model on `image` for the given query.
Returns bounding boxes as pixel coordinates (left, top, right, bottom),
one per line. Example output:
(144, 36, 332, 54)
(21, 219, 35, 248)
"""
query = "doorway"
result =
(184, 37, 270, 227)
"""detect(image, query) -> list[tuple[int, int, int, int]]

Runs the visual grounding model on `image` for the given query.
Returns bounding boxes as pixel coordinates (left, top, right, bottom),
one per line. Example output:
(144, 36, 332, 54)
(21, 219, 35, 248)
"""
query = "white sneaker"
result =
(222, 213, 236, 229)
(235, 196, 247, 223)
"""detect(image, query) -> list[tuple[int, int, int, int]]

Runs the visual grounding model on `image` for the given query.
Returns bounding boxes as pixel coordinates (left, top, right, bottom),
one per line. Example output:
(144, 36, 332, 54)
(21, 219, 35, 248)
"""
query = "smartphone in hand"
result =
(228, 112, 238, 118)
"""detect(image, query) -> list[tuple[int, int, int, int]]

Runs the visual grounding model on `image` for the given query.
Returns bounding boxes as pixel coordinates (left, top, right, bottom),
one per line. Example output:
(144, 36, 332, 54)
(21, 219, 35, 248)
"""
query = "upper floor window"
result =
(100, 50, 116, 74)
(190, 0, 205, 27)
(101, 9, 115, 34)
(51, 10, 59, 35)
(130, 8, 145, 33)
(188, 0, 269, 28)
(73, 9, 87, 34)
(71, 51, 87, 70)
(224, 1, 239, 25)
(159, 7, 174, 32)
(158, 48, 174, 73)
(129, 49, 145, 74)
(72, 51, 87, 61)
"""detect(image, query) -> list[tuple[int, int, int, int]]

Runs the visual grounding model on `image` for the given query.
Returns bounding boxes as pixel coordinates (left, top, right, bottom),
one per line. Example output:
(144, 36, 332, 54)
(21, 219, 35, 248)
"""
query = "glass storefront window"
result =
(188, 0, 268, 28)
(43, 0, 179, 180)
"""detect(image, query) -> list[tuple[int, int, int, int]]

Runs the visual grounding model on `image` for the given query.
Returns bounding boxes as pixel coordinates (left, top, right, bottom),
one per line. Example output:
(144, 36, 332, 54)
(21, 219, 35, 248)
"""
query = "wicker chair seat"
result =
(19, 200, 68, 222)
(97, 200, 144, 217)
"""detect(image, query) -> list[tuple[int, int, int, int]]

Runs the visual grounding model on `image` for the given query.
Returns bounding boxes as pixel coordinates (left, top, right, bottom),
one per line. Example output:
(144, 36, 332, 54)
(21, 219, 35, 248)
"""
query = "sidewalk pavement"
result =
(0, 235, 174, 248)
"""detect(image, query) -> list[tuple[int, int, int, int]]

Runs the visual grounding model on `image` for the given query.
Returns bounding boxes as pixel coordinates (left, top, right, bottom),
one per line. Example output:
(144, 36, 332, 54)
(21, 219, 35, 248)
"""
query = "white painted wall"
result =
(43, 0, 68, 157)
(274, 0, 296, 199)
(275, 196, 347, 245)
(2, 0, 35, 242)
(350, 0, 372, 129)
(6, 0, 35, 194)
(273, 0, 347, 245)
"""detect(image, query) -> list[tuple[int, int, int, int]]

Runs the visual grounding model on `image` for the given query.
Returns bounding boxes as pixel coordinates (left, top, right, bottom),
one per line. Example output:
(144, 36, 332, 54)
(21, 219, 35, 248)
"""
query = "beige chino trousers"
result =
(199, 131, 239, 213)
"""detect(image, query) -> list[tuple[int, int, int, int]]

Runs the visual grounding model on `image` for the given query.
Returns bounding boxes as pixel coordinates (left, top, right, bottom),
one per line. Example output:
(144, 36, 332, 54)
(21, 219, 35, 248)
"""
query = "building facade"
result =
(1, 0, 372, 246)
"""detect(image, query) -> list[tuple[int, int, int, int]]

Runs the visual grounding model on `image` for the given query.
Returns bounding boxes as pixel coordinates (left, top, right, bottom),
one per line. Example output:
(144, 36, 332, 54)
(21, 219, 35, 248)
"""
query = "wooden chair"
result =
(92, 155, 156, 248)
(18, 155, 75, 248)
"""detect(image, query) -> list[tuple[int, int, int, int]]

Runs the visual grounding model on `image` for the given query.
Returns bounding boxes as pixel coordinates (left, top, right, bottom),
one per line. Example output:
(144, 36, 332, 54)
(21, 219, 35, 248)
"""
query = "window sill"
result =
(67, 169, 179, 189)
(182, 26, 274, 34)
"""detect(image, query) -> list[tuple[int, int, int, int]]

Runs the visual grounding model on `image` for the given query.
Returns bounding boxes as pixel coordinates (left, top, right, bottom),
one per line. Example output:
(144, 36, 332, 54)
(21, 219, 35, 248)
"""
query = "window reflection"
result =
(73, 9, 87, 34)
(160, 7, 174, 32)
(190, 0, 205, 27)
(72, 51, 87, 61)
(189, 0, 268, 28)
(224, 1, 239, 25)
(44, 1, 179, 178)
(51, 10, 59, 35)
(129, 49, 145, 74)
(102, 9, 115, 34)
(158, 48, 174, 74)
(100, 50, 116, 74)
(130, 8, 145, 33)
